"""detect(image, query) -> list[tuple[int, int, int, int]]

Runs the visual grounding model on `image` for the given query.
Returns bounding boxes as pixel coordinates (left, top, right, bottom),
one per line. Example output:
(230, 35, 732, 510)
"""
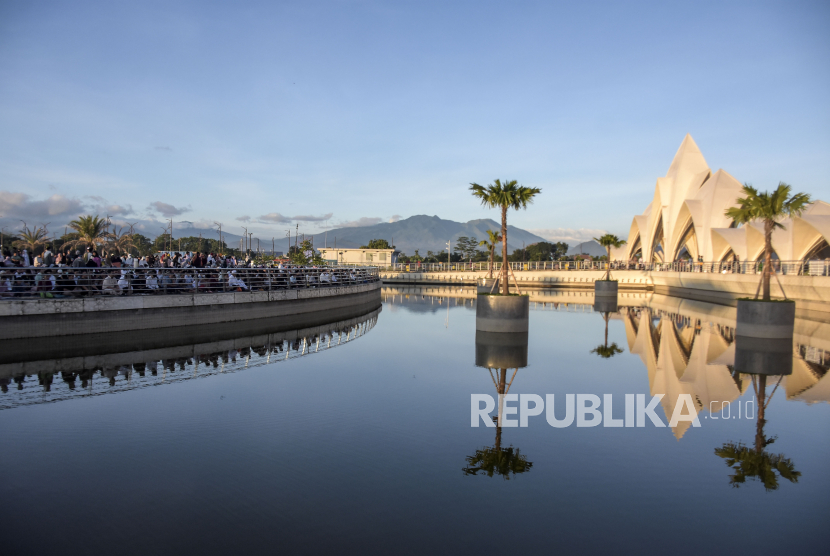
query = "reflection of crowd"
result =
(0, 318, 376, 396)
(0, 249, 376, 298)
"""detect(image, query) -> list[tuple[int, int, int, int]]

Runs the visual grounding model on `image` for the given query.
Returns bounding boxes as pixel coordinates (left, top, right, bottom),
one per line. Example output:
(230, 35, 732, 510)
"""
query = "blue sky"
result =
(1, 0, 828, 244)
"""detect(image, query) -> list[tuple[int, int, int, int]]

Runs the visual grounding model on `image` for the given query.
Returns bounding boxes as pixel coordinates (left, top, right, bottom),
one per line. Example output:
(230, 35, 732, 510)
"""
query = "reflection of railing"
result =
(0, 309, 380, 410)
(0, 266, 380, 299)
(380, 260, 829, 275)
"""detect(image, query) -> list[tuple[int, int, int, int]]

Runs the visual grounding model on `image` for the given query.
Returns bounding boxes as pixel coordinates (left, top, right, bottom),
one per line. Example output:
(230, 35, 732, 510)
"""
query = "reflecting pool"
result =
(1, 288, 828, 555)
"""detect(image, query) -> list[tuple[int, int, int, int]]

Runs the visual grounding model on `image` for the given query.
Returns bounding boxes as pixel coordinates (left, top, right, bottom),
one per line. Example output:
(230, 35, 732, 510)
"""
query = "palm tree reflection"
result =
(591, 299, 623, 359)
(715, 374, 801, 491)
(464, 333, 533, 480)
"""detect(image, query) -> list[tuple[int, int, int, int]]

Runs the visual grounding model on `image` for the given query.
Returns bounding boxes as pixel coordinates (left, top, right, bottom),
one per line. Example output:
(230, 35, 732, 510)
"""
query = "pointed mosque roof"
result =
(666, 134, 710, 184)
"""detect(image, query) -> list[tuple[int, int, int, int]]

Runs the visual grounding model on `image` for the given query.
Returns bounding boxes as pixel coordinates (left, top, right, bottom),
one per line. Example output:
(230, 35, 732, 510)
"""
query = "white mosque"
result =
(617, 135, 830, 264)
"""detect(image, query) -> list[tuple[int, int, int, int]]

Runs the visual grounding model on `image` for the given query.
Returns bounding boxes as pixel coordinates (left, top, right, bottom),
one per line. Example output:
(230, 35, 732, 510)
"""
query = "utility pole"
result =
(272, 237, 275, 255)
(249, 233, 253, 256)
(446, 240, 451, 268)
(295, 224, 298, 249)
(241, 226, 248, 256)
(285, 229, 291, 256)
(214, 221, 223, 253)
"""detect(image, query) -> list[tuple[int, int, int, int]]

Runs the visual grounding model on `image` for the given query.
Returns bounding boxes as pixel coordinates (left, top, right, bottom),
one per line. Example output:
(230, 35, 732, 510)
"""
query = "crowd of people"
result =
(0, 247, 377, 298)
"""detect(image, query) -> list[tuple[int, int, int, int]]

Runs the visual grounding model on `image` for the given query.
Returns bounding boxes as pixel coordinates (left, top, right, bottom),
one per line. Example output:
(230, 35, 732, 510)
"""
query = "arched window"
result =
(804, 238, 830, 260)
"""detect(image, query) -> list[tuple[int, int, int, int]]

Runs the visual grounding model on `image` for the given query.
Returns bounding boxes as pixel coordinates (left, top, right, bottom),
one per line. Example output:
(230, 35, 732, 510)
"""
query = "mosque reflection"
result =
(621, 295, 830, 439)
(463, 331, 533, 479)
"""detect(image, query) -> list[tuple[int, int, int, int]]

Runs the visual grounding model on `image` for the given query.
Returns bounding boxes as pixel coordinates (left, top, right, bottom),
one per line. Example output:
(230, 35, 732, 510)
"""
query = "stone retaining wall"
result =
(0, 282, 381, 339)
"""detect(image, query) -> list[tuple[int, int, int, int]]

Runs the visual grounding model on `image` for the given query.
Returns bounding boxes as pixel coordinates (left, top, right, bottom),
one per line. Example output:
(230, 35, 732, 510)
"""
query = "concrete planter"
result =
(734, 335, 793, 376)
(475, 295, 529, 333)
(475, 330, 528, 369)
(594, 280, 618, 297)
(477, 278, 498, 294)
(736, 299, 795, 339)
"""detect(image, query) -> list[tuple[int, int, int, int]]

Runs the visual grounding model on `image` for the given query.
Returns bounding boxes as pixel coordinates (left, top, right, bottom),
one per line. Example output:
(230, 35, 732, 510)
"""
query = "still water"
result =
(1, 287, 828, 554)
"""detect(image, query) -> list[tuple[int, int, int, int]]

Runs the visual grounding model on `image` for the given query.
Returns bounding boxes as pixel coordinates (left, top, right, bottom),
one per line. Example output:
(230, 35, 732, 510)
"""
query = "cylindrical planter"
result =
(477, 278, 497, 294)
(736, 299, 795, 339)
(594, 280, 618, 297)
(475, 295, 529, 333)
(734, 335, 793, 376)
(593, 298, 618, 314)
(475, 330, 528, 369)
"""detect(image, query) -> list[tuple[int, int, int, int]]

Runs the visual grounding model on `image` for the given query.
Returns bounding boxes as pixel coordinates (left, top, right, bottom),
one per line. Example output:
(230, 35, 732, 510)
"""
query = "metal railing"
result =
(379, 260, 830, 276)
(0, 266, 380, 299)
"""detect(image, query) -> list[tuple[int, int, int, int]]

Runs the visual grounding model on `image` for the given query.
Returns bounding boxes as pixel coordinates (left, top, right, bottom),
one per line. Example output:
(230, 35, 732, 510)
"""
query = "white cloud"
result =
(337, 217, 383, 228)
(528, 227, 607, 244)
(236, 215, 252, 222)
(0, 191, 85, 220)
(389, 214, 402, 223)
(148, 201, 191, 217)
(292, 213, 333, 222)
(258, 213, 291, 223)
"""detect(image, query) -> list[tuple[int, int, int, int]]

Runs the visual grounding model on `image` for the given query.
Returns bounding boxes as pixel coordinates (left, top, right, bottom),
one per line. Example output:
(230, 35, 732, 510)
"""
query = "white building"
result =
(616, 134, 830, 264)
(318, 247, 399, 266)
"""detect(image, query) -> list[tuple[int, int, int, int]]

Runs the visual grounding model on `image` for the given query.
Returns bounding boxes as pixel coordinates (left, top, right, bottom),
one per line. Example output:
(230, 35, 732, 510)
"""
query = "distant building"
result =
(318, 247, 399, 266)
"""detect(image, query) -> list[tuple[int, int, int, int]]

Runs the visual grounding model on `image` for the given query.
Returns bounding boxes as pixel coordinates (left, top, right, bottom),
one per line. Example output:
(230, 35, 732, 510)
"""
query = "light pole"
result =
(446, 240, 451, 269)
(241, 226, 248, 256)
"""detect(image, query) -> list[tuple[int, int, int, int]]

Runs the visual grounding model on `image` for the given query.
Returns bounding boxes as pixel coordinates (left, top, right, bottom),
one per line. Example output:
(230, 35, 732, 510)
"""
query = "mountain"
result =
(159, 215, 548, 256)
(308, 215, 548, 255)
(567, 240, 606, 257)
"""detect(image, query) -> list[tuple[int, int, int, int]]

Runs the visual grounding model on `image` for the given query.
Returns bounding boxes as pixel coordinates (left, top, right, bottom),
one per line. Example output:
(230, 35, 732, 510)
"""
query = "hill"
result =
(159, 215, 548, 256)
(566, 240, 606, 257)
(309, 215, 547, 255)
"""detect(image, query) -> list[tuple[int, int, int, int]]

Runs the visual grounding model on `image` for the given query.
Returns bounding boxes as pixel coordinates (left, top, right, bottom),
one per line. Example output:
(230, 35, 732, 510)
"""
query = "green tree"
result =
(290, 239, 325, 265)
(594, 234, 627, 280)
(478, 230, 502, 278)
(725, 183, 811, 301)
(470, 179, 542, 295)
(360, 239, 393, 249)
(455, 236, 470, 258)
(64, 215, 109, 254)
(130, 234, 154, 256)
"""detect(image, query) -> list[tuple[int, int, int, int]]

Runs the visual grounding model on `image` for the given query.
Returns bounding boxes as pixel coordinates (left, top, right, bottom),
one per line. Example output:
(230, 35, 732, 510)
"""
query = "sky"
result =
(1, 0, 828, 245)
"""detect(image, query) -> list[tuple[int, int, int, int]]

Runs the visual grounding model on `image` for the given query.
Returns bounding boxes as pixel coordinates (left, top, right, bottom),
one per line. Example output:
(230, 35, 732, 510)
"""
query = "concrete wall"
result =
(0, 282, 381, 339)
(380, 269, 830, 316)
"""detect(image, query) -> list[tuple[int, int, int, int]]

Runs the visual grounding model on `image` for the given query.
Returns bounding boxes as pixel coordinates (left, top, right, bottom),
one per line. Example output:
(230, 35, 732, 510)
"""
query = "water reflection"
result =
(715, 373, 801, 491)
(464, 331, 533, 479)
(621, 297, 830, 440)
(0, 306, 381, 410)
(591, 297, 623, 359)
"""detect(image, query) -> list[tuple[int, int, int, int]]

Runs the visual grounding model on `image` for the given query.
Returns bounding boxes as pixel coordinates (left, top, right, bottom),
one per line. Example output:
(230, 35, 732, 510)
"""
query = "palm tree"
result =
(594, 233, 626, 280)
(109, 226, 136, 256)
(14, 223, 50, 256)
(64, 215, 108, 255)
(470, 179, 541, 295)
(725, 183, 811, 301)
(478, 229, 502, 279)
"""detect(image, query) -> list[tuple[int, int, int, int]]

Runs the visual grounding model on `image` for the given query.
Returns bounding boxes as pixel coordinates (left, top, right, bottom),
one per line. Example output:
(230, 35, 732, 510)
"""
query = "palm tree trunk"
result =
(501, 205, 508, 295)
(606, 246, 611, 280)
(489, 245, 494, 279)
(755, 375, 767, 453)
(604, 314, 609, 348)
(763, 220, 773, 301)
